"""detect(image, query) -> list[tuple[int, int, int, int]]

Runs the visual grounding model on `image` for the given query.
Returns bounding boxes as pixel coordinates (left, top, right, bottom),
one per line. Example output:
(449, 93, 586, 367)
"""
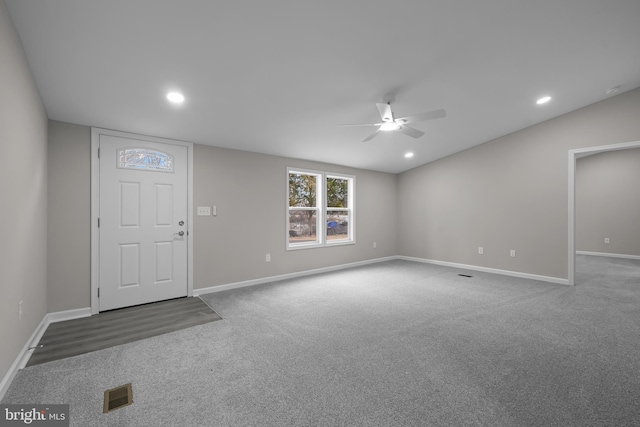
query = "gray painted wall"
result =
(194, 145, 397, 288)
(0, 1, 48, 390)
(398, 88, 640, 279)
(576, 148, 640, 256)
(47, 121, 91, 311)
(45, 125, 398, 312)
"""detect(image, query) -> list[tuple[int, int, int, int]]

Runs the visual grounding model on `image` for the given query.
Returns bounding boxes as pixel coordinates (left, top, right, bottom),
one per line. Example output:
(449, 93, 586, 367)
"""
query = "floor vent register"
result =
(103, 383, 133, 413)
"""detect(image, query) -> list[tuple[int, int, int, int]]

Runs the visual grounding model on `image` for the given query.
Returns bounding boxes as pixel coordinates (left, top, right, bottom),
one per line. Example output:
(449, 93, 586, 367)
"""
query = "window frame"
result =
(325, 173, 355, 247)
(286, 167, 355, 251)
(287, 168, 323, 249)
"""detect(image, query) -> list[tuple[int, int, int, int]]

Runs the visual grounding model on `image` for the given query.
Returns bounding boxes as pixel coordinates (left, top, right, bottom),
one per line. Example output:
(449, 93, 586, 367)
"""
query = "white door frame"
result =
(568, 140, 640, 286)
(91, 127, 194, 314)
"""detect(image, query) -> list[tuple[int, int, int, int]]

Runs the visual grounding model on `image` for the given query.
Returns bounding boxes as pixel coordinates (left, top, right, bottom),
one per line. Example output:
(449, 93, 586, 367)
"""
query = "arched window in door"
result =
(117, 148, 174, 172)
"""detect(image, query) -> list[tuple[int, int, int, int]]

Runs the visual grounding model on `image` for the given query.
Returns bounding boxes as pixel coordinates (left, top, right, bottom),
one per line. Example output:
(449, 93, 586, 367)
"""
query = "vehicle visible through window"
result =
(287, 168, 354, 250)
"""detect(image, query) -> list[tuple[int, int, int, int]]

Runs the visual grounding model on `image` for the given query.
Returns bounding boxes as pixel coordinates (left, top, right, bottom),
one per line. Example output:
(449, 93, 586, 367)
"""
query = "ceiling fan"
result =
(339, 102, 446, 142)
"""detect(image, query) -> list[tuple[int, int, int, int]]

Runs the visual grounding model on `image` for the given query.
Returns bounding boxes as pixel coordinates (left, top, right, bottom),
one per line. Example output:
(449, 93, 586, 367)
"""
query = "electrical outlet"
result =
(510, 250, 516, 258)
(478, 247, 484, 255)
(19, 301, 23, 321)
(266, 253, 271, 262)
(604, 238, 610, 244)
(373, 242, 377, 248)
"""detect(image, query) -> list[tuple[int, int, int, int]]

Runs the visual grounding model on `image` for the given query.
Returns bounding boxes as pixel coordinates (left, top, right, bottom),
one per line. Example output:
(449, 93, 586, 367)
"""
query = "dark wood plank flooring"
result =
(27, 297, 222, 367)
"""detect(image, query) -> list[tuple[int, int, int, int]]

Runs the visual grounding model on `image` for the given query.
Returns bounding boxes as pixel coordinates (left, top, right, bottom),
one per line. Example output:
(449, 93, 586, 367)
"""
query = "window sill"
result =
(286, 240, 355, 251)
(326, 239, 356, 247)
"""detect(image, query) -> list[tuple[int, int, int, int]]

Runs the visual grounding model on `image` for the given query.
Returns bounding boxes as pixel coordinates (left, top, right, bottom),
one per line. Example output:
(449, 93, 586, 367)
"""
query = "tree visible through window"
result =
(288, 172, 320, 245)
(326, 176, 350, 241)
(287, 168, 354, 249)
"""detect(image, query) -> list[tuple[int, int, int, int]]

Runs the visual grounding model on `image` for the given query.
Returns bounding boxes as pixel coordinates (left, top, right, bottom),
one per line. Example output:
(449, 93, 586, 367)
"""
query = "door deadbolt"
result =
(178, 221, 184, 226)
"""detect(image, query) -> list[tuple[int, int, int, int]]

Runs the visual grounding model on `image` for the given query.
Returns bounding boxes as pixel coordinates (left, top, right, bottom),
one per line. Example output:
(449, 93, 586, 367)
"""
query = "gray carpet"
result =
(3, 256, 640, 426)
(27, 296, 222, 367)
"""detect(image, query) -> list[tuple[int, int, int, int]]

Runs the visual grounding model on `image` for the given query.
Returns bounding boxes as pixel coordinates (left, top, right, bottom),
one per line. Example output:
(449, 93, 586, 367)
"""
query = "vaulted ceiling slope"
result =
(6, 0, 640, 173)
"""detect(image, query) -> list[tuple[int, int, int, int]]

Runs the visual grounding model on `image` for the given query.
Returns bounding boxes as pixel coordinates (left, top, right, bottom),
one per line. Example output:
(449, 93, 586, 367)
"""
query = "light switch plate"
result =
(197, 206, 211, 216)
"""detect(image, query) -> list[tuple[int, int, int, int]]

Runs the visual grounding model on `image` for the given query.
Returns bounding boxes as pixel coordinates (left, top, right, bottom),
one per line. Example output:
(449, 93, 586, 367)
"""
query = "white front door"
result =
(98, 135, 188, 311)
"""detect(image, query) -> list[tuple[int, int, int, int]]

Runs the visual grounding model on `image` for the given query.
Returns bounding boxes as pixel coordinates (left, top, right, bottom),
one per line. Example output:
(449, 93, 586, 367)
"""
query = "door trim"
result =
(91, 127, 194, 314)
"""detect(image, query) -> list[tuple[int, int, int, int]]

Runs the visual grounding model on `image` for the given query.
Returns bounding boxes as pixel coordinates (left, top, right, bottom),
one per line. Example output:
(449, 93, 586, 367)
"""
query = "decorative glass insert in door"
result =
(117, 148, 174, 172)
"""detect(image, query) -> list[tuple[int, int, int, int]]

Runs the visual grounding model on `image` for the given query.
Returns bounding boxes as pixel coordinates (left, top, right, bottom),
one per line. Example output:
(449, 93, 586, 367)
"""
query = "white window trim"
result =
(286, 167, 355, 250)
(325, 172, 355, 247)
(287, 167, 323, 250)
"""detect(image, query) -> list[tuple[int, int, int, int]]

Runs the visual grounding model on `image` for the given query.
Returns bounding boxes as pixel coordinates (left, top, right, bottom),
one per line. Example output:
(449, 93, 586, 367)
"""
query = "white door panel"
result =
(99, 135, 188, 311)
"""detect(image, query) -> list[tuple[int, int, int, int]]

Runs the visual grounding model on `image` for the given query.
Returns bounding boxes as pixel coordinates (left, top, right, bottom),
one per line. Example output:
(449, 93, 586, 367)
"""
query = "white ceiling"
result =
(6, 0, 640, 174)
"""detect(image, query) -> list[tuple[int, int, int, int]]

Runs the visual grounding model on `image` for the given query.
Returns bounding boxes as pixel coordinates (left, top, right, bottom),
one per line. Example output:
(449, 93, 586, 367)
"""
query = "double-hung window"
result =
(287, 169, 322, 247)
(287, 167, 354, 250)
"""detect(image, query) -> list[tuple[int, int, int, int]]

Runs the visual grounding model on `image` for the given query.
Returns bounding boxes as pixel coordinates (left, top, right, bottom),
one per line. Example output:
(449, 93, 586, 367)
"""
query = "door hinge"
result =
(98, 218, 100, 228)
(97, 288, 100, 298)
(98, 147, 100, 158)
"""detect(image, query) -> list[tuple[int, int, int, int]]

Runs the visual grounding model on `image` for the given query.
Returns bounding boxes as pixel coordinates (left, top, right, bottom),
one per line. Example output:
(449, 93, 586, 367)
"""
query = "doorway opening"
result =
(568, 140, 640, 286)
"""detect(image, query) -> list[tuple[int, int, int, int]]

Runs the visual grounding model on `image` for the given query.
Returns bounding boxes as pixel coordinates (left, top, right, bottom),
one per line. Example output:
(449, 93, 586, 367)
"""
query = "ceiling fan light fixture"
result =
(339, 102, 446, 142)
(380, 122, 400, 131)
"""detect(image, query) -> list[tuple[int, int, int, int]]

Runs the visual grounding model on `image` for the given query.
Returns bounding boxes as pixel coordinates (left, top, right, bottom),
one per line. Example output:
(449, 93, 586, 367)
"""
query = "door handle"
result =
(175, 231, 185, 237)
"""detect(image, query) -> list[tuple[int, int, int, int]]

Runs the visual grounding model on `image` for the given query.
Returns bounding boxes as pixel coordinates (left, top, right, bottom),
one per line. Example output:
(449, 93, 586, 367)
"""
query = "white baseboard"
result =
(398, 256, 570, 286)
(3, 254, 570, 399)
(0, 317, 48, 400)
(194, 255, 570, 296)
(194, 256, 398, 296)
(0, 307, 91, 401)
(576, 251, 640, 260)
(44, 307, 92, 325)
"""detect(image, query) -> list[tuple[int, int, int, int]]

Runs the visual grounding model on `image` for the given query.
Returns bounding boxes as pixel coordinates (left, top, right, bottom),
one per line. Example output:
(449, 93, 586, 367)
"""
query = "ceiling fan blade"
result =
(396, 108, 446, 125)
(362, 129, 380, 142)
(376, 103, 394, 122)
(336, 123, 381, 127)
(398, 125, 425, 139)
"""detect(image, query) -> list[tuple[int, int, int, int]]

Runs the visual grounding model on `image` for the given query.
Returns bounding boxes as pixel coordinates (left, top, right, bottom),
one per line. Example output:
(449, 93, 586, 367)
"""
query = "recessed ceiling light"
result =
(404, 152, 414, 158)
(536, 96, 552, 105)
(166, 92, 185, 104)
